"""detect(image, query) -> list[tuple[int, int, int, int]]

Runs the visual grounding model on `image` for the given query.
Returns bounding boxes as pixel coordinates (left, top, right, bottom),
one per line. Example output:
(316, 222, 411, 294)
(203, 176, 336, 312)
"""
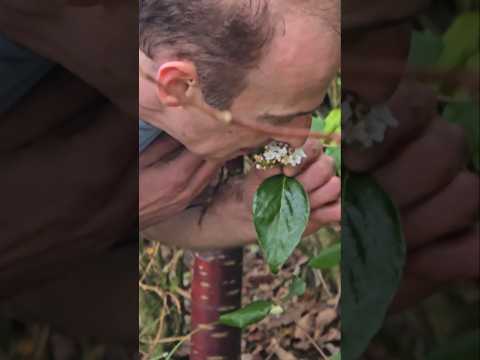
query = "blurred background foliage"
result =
(364, 0, 479, 359)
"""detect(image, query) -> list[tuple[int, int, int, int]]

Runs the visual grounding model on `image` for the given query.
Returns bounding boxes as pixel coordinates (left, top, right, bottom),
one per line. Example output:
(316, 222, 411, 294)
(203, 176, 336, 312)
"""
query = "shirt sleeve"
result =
(139, 119, 163, 152)
(0, 35, 54, 114)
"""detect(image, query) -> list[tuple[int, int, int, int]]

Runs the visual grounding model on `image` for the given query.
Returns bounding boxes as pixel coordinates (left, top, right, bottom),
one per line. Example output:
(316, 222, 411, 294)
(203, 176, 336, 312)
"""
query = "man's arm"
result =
(143, 143, 342, 249)
(0, 68, 137, 299)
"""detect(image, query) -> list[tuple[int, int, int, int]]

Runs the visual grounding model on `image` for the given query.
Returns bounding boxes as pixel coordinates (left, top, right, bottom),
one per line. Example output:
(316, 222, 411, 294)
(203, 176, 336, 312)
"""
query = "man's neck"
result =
(138, 69, 187, 142)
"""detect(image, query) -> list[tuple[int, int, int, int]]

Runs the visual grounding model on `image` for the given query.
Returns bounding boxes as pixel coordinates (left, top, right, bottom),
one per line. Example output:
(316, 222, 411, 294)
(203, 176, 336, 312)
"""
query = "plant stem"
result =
(190, 248, 243, 360)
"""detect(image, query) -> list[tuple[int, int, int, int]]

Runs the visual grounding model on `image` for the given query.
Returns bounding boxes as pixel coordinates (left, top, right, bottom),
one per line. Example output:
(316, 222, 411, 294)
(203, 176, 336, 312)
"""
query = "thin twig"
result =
(147, 306, 167, 357)
(317, 270, 333, 299)
(140, 243, 160, 283)
(295, 323, 329, 360)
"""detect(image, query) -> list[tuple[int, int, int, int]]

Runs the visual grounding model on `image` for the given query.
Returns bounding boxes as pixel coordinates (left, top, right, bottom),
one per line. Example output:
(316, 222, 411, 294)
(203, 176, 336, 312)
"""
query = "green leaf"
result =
(219, 300, 273, 329)
(437, 11, 480, 71)
(309, 242, 341, 269)
(443, 101, 479, 171)
(311, 114, 325, 133)
(341, 173, 406, 360)
(330, 351, 341, 360)
(253, 175, 310, 273)
(326, 146, 341, 176)
(324, 108, 341, 134)
(288, 276, 306, 297)
(408, 30, 444, 68)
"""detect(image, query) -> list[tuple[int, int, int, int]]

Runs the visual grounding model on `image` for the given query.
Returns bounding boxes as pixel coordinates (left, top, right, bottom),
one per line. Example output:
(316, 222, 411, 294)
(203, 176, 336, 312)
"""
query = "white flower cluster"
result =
(342, 95, 398, 147)
(252, 141, 307, 170)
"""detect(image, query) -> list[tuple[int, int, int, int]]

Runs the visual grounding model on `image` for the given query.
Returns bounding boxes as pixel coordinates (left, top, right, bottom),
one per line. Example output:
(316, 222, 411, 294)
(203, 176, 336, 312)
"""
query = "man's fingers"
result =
(309, 176, 341, 210)
(139, 136, 182, 169)
(310, 200, 341, 225)
(187, 160, 223, 198)
(283, 138, 322, 177)
(391, 225, 479, 312)
(248, 167, 283, 190)
(141, 150, 208, 211)
(163, 148, 208, 176)
(406, 225, 480, 283)
(403, 171, 479, 251)
(344, 80, 437, 173)
(296, 154, 335, 192)
(372, 118, 469, 208)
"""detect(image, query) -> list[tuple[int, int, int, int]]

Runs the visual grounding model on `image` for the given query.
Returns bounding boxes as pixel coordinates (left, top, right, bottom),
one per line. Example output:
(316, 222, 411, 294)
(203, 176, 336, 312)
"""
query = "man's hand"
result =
(231, 138, 341, 242)
(283, 139, 341, 235)
(344, 80, 479, 310)
(139, 136, 222, 230)
(143, 139, 341, 249)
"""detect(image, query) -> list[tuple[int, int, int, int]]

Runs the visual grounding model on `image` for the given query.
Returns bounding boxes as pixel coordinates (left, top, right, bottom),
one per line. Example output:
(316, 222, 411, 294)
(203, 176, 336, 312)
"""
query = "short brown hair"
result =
(139, 0, 275, 110)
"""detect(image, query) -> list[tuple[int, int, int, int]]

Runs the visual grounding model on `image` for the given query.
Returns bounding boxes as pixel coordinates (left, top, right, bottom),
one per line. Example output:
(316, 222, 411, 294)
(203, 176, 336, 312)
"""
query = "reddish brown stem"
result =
(190, 248, 244, 360)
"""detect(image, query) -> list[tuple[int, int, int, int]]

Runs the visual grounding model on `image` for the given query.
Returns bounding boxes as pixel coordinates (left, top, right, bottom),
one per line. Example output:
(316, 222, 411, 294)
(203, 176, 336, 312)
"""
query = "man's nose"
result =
(274, 115, 312, 148)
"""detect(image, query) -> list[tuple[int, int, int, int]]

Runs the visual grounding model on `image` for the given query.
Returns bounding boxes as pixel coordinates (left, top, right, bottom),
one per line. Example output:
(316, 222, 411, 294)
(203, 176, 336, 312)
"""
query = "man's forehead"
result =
(235, 10, 339, 117)
(255, 13, 339, 87)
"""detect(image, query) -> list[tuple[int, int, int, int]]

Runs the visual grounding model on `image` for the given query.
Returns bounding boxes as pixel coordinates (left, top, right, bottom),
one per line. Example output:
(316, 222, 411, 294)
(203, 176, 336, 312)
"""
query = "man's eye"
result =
(275, 117, 294, 125)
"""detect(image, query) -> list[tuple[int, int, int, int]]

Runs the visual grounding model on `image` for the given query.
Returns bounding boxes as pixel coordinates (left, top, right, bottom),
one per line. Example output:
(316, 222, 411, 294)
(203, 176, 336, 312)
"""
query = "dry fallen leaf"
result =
(293, 313, 314, 339)
(315, 307, 338, 336)
(269, 338, 298, 360)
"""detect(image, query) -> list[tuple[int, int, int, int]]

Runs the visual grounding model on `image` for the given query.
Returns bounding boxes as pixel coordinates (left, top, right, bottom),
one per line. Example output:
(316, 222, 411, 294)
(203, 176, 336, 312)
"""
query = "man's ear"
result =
(155, 60, 233, 124)
(155, 61, 200, 108)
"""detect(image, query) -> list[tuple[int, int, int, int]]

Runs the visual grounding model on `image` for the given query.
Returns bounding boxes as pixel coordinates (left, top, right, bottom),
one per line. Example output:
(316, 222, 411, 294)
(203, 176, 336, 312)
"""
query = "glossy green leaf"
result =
(309, 242, 341, 270)
(253, 175, 310, 273)
(342, 173, 406, 360)
(443, 102, 479, 171)
(219, 300, 273, 329)
(437, 11, 480, 71)
(288, 276, 306, 297)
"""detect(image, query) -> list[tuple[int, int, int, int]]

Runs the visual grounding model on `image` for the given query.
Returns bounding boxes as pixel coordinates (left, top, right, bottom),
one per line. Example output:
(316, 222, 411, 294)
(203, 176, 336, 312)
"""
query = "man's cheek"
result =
(343, 24, 412, 105)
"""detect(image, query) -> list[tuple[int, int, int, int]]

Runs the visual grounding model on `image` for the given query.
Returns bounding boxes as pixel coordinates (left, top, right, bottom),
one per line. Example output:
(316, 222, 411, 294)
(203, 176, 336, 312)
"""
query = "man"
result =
(138, 0, 342, 234)
(0, 0, 342, 344)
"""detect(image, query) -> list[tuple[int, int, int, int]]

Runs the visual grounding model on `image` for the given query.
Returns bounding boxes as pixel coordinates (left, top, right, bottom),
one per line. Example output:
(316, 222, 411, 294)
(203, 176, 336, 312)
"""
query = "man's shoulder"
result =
(139, 119, 163, 152)
(0, 35, 54, 113)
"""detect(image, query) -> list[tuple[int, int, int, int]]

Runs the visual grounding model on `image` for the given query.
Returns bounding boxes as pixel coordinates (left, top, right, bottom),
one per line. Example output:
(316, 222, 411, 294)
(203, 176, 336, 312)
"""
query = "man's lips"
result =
(239, 146, 264, 156)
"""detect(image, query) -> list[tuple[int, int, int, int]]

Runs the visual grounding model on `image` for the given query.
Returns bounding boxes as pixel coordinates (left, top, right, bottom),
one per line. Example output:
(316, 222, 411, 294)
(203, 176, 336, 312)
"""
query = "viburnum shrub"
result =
(218, 106, 343, 330)
(217, 87, 406, 360)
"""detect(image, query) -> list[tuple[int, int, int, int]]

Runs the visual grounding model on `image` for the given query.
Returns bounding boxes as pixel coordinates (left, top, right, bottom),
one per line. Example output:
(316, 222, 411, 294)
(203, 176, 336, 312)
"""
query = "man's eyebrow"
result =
(259, 105, 321, 122)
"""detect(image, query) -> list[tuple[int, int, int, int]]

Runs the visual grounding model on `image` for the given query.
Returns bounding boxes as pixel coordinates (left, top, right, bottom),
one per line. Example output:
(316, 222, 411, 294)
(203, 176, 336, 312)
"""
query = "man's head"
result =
(139, 0, 340, 160)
